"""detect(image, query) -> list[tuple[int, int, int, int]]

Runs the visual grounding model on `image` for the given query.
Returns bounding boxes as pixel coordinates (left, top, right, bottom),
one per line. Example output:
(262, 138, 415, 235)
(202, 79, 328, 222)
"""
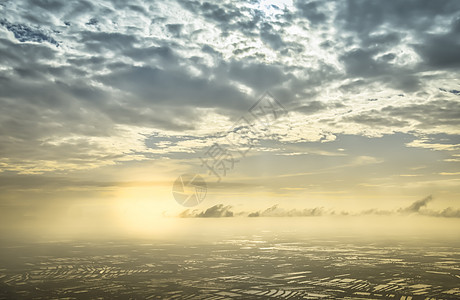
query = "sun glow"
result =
(114, 186, 180, 237)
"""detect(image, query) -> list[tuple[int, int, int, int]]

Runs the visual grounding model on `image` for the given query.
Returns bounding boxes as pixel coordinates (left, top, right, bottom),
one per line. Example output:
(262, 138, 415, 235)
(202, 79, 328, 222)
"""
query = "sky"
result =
(0, 0, 459, 237)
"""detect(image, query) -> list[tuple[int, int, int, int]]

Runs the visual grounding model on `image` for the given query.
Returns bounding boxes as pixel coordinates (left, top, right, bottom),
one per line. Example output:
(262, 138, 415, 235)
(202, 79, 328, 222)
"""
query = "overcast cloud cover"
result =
(0, 0, 459, 228)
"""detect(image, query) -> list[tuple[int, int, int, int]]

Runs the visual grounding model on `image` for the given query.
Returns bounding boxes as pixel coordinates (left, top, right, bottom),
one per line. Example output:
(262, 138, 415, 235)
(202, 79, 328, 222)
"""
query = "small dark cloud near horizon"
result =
(247, 205, 329, 217)
(398, 195, 432, 214)
(179, 204, 234, 218)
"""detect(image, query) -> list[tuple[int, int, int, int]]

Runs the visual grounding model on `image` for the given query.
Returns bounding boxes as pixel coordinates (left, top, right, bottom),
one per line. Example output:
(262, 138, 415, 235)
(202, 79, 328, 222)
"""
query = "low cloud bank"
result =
(179, 204, 233, 218)
(178, 195, 460, 218)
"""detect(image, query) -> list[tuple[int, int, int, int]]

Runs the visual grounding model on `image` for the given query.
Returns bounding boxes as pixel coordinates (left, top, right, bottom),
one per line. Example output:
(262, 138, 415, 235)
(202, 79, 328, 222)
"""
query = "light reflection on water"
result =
(0, 216, 459, 299)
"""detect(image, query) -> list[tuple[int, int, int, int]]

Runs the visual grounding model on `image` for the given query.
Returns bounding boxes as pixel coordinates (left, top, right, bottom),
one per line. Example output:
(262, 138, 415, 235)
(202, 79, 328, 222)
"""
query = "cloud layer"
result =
(0, 0, 459, 175)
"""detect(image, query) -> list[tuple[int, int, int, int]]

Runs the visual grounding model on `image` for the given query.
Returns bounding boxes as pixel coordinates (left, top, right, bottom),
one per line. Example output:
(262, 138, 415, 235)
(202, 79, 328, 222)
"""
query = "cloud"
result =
(228, 60, 287, 91)
(95, 65, 251, 112)
(247, 205, 329, 217)
(165, 24, 183, 37)
(179, 204, 234, 218)
(383, 100, 460, 129)
(0, 0, 459, 177)
(260, 22, 285, 50)
(79, 31, 138, 52)
(340, 48, 386, 78)
(178, 204, 329, 218)
(345, 112, 409, 128)
(359, 195, 460, 218)
(0, 19, 59, 46)
(406, 138, 460, 151)
(336, 0, 460, 38)
(178, 196, 460, 219)
(180, 1, 242, 25)
(423, 207, 460, 218)
(341, 100, 460, 136)
(332, 0, 460, 94)
(413, 18, 460, 69)
(295, 1, 326, 25)
(404, 196, 460, 218)
(398, 195, 432, 213)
